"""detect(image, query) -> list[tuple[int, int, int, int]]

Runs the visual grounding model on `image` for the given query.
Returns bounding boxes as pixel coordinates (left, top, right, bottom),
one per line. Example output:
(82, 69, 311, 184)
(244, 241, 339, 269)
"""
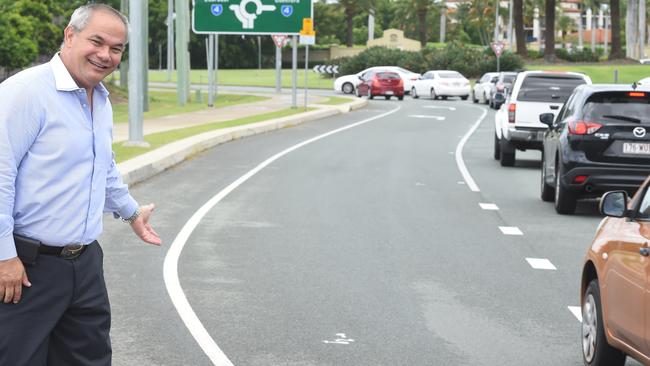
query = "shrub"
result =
(556, 47, 602, 62)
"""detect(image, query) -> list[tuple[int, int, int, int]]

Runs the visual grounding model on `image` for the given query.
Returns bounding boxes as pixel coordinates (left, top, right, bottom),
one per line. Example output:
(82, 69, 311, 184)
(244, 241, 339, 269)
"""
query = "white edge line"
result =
(455, 108, 488, 192)
(162, 106, 402, 366)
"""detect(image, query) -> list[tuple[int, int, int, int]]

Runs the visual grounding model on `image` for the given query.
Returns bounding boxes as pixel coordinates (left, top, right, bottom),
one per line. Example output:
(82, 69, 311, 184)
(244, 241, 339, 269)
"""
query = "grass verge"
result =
(528, 64, 650, 84)
(112, 91, 268, 123)
(321, 96, 356, 105)
(113, 107, 314, 163)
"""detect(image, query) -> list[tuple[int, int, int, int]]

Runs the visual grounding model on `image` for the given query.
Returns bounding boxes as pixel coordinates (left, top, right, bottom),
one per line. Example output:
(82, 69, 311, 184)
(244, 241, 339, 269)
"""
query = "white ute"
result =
(494, 71, 592, 166)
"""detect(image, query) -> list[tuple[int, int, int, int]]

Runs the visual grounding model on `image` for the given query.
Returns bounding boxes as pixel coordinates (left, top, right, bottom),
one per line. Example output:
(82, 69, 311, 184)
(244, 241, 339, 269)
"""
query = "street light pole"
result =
(494, 0, 500, 42)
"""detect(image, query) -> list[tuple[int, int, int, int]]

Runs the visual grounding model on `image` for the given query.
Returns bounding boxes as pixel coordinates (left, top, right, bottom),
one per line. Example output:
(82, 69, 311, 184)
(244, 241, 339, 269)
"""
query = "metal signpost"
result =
(192, 0, 313, 109)
(272, 35, 289, 93)
(299, 18, 316, 111)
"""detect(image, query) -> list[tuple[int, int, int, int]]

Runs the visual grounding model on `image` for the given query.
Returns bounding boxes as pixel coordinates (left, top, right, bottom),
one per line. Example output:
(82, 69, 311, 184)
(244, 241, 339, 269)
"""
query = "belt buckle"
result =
(60, 244, 84, 259)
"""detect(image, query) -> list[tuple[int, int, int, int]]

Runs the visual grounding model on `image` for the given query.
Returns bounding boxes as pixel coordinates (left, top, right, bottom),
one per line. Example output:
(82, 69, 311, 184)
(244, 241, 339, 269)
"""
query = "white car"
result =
(472, 72, 499, 104)
(334, 66, 420, 95)
(638, 76, 650, 85)
(410, 70, 471, 100)
(494, 70, 592, 166)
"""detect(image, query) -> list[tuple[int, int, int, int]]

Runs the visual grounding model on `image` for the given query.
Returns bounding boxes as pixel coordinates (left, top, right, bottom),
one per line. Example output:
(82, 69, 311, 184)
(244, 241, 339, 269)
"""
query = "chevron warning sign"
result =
(312, 65, 340, 74)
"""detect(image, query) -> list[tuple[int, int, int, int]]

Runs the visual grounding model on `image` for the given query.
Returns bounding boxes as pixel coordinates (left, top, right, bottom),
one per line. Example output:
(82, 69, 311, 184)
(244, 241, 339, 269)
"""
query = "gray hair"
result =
(61, 3, 129, 49)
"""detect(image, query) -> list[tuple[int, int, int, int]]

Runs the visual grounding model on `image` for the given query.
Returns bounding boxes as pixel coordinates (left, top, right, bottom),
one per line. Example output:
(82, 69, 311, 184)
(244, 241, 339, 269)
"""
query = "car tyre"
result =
(385, 95, 391, 100)
(540, 156, 555, 202)
(484, 94, 490, 105)
(461, 95, 469, 101)
(499, 139, 515, 166)
(368, 89, 374, 100)
(430, 88, 437, 100)
(412, 87, 419, 99)
(398, 96, 404, 101)
(493, 133, 501, 160)
(441, 96, 448, 100)
(472, 91, 478, 103)
(342, 82, 354, 94)
(582, 280, 627, 366)
(554, 162, 577, 214)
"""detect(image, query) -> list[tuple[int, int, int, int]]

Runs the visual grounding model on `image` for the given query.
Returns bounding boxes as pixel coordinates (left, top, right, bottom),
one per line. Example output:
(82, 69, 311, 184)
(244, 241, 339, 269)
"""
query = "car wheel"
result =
(582, 280, 627, 366)
(493, 132, 501, 160)
(398, 96, 404, 101)
(412, 87, 419, 99)
(430, 88, 437, 100)
(540, 155, 555, 202)
(385, 95, 391, 100)
(441, 96, 448, 100)
(472, 91, 478, 103)
(484, 94, 489, 105)
(554, 162, 577, 214)
(368, 89, 374, 100)
(342, 82, 354, 94)
(499, 139, 515, 167)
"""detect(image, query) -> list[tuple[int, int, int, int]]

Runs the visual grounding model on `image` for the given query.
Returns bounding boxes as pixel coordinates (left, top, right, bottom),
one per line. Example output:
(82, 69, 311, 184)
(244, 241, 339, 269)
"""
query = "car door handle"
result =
(550, 106, 559, 110)
(640, 247, 650, 256)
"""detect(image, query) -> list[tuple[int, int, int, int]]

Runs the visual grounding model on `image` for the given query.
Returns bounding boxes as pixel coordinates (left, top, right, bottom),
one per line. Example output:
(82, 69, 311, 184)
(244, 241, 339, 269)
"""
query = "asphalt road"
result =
(100, 95, 643, 365)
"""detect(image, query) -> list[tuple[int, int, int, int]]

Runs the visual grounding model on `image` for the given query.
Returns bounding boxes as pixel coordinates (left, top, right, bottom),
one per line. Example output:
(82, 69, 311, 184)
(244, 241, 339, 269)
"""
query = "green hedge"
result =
(338, 42, 524, 78)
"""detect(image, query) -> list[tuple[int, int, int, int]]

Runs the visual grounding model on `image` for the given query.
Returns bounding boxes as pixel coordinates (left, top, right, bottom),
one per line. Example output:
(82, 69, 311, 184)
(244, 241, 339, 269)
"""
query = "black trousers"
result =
(0, 242, 111, 366)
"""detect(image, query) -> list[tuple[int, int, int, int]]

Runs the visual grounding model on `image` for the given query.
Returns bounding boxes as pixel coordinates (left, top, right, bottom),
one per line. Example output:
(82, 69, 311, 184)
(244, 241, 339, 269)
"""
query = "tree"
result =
(557, 15, 574, 43)
(544, 0, 556, 62)
(339, 0, 360, 47)
(609, 0, 623, 59)
(514, 0, 526, 55)
(0, 11, 38, 75)
(412, 0, 434, 47)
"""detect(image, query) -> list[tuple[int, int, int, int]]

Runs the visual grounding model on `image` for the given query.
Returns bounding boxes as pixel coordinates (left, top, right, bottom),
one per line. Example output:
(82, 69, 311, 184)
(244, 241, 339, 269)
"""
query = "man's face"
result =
(61, 10, 126, 89)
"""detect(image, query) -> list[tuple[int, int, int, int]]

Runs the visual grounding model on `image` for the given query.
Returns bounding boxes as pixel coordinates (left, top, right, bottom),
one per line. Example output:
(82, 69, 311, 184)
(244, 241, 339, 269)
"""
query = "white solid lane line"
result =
(499, 226, 523, 235)
(423, 106, 456, 111)
(455, 107, 488, 192)
(163, 106, 402, 366)
(408, 115, 446, 120)
(568, 306, 582, 322)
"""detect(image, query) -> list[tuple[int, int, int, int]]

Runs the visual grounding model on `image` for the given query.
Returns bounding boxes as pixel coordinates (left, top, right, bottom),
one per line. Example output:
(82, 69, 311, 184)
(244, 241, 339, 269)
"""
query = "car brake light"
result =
(629, 92, 646, 97)
(573, 175, 588, 184)
(569, 120, 603, 135)
(508, 103, 516, 123)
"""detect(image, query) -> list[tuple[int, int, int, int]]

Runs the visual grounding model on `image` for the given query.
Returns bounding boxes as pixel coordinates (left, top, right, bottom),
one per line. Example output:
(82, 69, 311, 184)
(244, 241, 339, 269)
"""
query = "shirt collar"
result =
(50, 53, 110, 97)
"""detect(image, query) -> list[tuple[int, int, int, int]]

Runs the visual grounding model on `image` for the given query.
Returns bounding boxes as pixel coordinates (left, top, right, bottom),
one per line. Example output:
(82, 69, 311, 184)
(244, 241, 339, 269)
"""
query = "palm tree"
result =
(557, 15, 574, 44)
(339, 0, 359, 47)
(411, 0, 434, 47)
(514, 0, 526, 55)
(544, 0, 556, 62)
(609, 0, 622, 59)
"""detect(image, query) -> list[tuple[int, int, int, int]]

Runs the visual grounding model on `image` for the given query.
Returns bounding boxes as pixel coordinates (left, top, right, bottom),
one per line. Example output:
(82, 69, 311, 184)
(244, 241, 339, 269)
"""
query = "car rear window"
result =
(376, 72, 400, 79)
(518, 75, 587, 102)
(439, 72, 464, 79)
(503, 75, 516, 84)
(583, 91, 650, 124)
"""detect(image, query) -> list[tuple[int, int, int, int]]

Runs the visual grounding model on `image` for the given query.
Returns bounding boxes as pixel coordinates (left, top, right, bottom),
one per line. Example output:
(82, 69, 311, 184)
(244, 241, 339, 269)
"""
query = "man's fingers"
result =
(145, 223, 160, 237)
(3, 286, 14, 304)
(12, 284, 22, 304)
(22, 272, 31, 287)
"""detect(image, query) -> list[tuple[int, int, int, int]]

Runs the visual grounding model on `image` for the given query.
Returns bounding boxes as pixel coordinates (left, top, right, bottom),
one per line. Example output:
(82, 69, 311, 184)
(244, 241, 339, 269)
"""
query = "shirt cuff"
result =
(0, 234, 17, 261)
(115, 197, 139, 221)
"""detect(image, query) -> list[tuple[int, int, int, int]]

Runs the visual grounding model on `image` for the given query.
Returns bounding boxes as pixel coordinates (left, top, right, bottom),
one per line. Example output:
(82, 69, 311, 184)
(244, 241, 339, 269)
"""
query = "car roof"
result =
(518, 70, 588, 78)
(577, 83, 650, 92)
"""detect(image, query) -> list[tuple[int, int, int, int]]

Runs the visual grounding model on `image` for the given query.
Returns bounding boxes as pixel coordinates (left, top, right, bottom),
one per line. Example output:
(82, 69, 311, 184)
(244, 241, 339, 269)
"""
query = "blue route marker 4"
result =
(281, 5, 293, 17)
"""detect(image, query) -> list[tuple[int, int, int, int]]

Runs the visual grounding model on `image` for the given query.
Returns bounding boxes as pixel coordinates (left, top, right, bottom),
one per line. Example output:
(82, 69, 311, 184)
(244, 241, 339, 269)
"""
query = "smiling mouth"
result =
(88, 59, 109, 70)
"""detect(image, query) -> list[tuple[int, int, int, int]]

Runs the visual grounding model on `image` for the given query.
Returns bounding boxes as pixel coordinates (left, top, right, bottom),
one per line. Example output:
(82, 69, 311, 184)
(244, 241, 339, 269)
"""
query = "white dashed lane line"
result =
(568, 306, 582, 322)
(499, 226, 523, 235)
(525, 258, 557, 270)
(479, 203, 499, 210)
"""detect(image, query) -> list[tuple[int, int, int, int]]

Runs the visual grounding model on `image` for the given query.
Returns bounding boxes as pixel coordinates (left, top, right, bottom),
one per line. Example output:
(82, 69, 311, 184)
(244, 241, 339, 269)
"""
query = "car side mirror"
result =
(539, 113, 555, 127)
(600, 191, 629, 217)
(358, 76, 364, 80)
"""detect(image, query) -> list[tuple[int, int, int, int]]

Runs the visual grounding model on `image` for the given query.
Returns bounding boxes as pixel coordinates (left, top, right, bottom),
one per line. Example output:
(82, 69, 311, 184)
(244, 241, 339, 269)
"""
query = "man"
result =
(0, 4, 161, 365)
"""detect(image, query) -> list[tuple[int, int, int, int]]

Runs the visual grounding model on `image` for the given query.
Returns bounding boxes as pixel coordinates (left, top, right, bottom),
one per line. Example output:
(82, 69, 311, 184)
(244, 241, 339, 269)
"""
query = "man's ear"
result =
(62, 26, 75, 48)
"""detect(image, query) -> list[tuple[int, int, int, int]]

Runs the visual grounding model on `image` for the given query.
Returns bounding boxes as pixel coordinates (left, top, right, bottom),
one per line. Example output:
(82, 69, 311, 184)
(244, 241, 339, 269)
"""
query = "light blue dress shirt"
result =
(0, 54, 138, 260)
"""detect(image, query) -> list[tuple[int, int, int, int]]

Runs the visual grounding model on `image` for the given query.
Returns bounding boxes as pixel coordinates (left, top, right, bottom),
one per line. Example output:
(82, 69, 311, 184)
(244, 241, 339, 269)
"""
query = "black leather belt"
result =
(13, 234, 91, 264)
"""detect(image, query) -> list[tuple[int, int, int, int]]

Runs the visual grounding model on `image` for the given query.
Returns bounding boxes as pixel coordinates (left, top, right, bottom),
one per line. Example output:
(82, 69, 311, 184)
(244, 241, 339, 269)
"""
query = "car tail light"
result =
(372, 77, 380, 88)
(569, 120, 603, 135)
(629, 92, 646, 97)
(398, 79, 404, 87)
(508, 103, 516, 123)
(573, 175, 588, 184)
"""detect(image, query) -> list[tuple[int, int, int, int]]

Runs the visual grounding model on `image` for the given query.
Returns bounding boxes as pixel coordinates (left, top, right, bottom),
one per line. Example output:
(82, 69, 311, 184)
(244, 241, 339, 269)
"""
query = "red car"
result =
(355, 70, 404, 100)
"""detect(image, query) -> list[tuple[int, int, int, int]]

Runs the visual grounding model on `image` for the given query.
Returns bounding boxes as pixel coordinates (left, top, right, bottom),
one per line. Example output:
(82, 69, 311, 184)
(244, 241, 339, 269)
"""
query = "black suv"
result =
(540, 84, 650, 214)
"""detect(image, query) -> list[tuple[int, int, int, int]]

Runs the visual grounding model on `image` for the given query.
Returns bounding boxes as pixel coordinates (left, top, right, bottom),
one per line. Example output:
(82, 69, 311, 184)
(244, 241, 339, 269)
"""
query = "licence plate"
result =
(385, 91, 394, 95)
(623, 142, 650, 155)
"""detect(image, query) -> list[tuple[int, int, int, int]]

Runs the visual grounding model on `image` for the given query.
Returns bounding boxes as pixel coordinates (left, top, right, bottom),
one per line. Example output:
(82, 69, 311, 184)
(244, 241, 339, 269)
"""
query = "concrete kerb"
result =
(118, 98, 368, 185)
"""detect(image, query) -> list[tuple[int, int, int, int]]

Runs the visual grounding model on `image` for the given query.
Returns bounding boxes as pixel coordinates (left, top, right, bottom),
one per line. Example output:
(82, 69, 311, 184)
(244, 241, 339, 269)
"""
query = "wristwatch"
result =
(122, 208, 141, 224)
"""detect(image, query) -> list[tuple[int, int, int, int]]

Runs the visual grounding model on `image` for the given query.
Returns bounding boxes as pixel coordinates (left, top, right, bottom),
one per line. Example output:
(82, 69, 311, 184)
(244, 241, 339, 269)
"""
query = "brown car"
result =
(581, 177, 650, 366)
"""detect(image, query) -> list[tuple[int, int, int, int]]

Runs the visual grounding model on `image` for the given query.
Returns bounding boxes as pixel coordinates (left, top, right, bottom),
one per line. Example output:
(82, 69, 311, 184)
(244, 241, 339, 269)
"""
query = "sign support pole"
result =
(304, 44, 309, 111)
(291, 35, 297, 109)
(215, 34, 219, 101)
(207, 34, 215, 107)
(275, 38, 282, 93)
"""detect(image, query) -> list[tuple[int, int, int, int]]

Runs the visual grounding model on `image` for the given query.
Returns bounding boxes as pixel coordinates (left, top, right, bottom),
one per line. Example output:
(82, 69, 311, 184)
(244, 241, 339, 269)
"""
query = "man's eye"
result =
(90, 39, 101, 46)
(111, 48, 123, 54)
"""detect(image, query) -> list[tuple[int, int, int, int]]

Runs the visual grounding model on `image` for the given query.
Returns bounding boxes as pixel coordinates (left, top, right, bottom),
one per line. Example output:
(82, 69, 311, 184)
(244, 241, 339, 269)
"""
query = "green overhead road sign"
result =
(192, 0, 313, 35)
